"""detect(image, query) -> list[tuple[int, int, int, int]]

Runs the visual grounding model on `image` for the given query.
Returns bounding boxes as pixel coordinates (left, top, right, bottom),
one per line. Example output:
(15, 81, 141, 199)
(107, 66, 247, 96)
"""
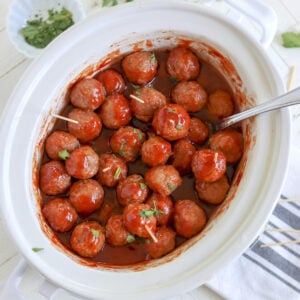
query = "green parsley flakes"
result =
(20, 7, 74, 49)
(282, 32, 300, 48)
(32, 247, 44, 252)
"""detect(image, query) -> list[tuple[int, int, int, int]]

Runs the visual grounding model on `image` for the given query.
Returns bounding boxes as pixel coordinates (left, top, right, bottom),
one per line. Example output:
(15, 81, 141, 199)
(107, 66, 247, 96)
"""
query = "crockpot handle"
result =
(0, 258, 83, 300)
(224, 0, 278, 48)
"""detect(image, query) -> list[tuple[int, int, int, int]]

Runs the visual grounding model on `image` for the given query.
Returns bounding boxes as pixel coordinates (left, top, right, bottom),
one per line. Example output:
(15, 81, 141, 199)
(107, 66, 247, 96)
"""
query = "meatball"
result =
(146, 226, 176, 259)
(141, 136, 172, 167)
(146, 193, 174, 226)
(209, 130, 243, 163)
(130, 86, 167, 122)
(39, 160, 71, 195)
(45, 130, 80, 160)
(110, 126, 146, 162)
(67, 108, 102, 143)
(187, 117, 209, 145)
(166, 47, 200, 81)
(152, 103, 190, 141)
(70, 78, 106, 110)
(65, 146, 99, 179)
(69, 179, 104, 215)
(122, 51, 158, 85)
(191, 149, 226, 182)
(106, 214, 133, 246)
(171, 81, 207, 112)
(117, 174, 149, 206)
(70, 221, 105, 258)
(144, 165, 182, 196)
(123, 203, 157, 238)
(172, 139, 196, 174)
(95, 68, 125, 95)
(99, 94, 131, 129)
(195, 175, 230, 205)
(174, 200, 207, 238)
(207, 89, 234, 118)
(97, 153, 127, 187)
(42, 198, 78, 232)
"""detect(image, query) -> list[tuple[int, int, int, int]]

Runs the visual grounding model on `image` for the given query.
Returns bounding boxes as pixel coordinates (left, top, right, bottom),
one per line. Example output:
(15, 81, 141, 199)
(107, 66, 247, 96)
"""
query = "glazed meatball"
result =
(146, 193, 174, 226)
(123, 203, 157, 238)
(67, 108, 102, 143)
(106, 214, 133, 246)
(209, 130, 243, 163)
(97, 153, 128, 187)
(122, 51, 158, 85)
(130, 86, 167, 122)
(152, 103, 190, 141)
(42, 198, 78, 232)
(174, 200, 207, 238)
(141, 136, 172, 167)
(95, 68, 125, 95)
(172, 139, 196, 174)
(207, 89, 234, 118)
(144, 165, 182, 196)
(171, 81, 207, 112)
(45, 130, 80, 160)
(110, 126, 146, 162)
(117, 174, 149, 206)
(69, 179, 104, 215)
(99, 94, 131, 129)
(187, 117, 209, 145)
(70, 78, 106, 110)
(70, 221, 105, 258)
(166, 47, 200, 81)
(146, 226, 176, 259)
(191, 149, 226, 182)
(195, 175, 230, 205)
(39, 160, 71, 195)
(65, 146, 99, 179)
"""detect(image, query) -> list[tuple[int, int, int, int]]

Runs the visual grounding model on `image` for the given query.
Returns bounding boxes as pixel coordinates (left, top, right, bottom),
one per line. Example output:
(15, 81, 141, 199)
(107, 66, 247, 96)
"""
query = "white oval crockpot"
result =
(0, 1, 291, 299)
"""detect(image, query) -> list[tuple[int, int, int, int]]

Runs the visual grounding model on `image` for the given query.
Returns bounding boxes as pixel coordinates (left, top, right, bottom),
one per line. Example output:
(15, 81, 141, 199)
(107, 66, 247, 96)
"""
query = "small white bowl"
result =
(6, 0, 85, 58)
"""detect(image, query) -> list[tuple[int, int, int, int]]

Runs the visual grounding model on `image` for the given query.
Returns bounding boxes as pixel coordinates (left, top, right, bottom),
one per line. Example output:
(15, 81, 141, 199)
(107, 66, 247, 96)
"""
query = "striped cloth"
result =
(206, 144, 300, 299)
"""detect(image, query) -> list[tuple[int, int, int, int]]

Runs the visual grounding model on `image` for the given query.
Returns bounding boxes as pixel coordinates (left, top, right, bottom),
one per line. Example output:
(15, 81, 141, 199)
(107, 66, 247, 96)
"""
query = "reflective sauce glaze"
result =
(40, 48, 243, 266)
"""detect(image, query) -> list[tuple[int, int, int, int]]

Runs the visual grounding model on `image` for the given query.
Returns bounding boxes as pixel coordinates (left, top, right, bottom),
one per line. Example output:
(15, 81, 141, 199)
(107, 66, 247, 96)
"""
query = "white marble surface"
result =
(0, 0, 299, 299)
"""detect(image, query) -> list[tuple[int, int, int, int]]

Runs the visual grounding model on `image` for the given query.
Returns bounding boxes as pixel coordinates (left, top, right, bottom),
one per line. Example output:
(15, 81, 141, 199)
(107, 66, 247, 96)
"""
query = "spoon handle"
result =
(216, 86, 300, 130)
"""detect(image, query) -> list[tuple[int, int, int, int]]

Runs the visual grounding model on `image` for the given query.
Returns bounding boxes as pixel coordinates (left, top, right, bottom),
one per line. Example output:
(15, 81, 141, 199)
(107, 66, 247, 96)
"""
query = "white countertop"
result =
(0, 0, 299, 299)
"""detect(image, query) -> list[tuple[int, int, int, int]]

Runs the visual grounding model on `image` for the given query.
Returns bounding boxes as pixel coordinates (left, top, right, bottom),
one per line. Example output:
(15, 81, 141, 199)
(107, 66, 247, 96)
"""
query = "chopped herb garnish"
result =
(126, 234, 135, 243)
(135, 89, 141, 96)
(32, 247, 44, 252)
(167, 182, 176, 192)
(139, 182, 147, 189)
(139, 208, 163, 218)
(139, 209, 154, 218)
(58, 149, 70, 160)
(175, 123, 183, 130)
(167, 107, 175, 113)
(133, 128, 143, 141)
(131, 83, 140, 90)
(91, 229, 100, 237)
(20, 7, 74, 49)
(170, 76, 178, 83)
(114, 166, 121, 179)
(282, 32, 300, 48)
(150, 53, 156, 65)
(102, 0, 118, 6)
(119, 142, 126, 157)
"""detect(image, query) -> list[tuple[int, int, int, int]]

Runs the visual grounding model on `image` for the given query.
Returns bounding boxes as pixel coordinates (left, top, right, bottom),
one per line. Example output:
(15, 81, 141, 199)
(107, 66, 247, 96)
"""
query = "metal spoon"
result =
(216, 86, 300, 131)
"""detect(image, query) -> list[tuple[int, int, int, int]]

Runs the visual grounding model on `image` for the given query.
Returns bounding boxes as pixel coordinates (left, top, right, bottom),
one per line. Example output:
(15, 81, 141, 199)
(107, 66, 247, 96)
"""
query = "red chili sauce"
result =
(39, 47, 244, 266)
